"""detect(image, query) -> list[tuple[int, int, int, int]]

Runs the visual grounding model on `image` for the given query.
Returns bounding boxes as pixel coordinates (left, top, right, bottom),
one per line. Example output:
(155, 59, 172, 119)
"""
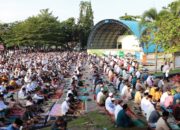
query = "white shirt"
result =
(96, 91, 103, 103)
(0, 101, 8, 111)
(146, 101, 155, 120)
(144, 100, 154, 116)
(18, 90, 27, 99)
(105, 97, 115, 114)
(26, 100, 33, 107)
(61, 101, 69, 115)
(160, 92, 168, 105)
(0, 86, 6, 93)
(114, 104, 123, 120)
(163, 65, 169, 73)
(141, 97, 148, 113)
(136, 71, 141, 79)
(116, 66, 121, 74)
(156, 117, 170, 130)
(121, 85, 128, 97)
(33, 94, 44, 100)
(26, 83, 34, 92)
(30, 81, 38, 90)
(115, 79, 120, 89)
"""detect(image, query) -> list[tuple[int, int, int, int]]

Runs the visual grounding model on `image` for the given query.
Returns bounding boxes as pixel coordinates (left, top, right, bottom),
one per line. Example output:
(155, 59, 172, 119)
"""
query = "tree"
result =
(140, 2, 180, 72)
(120, 13, 141, 21)
(78, 1, 94, 49)
(2, 9, 64, 49)
(168, 0, 180, 17)
(0, 23, 10, 43)
(59, 17, 79, 50)
(154, 13, 180, 53)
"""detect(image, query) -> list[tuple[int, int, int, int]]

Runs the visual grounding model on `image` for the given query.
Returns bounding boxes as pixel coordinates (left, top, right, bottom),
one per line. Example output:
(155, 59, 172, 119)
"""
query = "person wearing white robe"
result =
(141, 93, 149, 115)
(121, 84, 131, 102)
(160, 91, 169, 106)
(18, 87, 28, 99)
(145, 95, 155, 120)
(96, 88, 104, 103)
(105, 93, 115, 114)
(114, 100, 123, 120)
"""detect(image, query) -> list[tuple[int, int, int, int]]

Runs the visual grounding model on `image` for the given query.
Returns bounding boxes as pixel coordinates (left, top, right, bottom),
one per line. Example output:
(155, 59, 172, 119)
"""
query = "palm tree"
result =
(140, 8, 170, 72)
(168, 0, 180, 17)
(142, 8, 159, 22)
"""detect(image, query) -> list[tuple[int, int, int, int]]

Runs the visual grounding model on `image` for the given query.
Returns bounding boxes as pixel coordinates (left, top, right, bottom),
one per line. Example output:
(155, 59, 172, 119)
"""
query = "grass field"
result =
(154, 68, 180, 77)
(40, 110, 148, 130)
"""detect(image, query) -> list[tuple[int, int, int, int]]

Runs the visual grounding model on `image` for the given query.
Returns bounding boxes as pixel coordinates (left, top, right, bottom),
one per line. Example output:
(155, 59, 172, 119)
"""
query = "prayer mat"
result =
(79, 88, 88, 93)
(49, 104, 62, 117)
(78, 96, 88, 101)
(8, 108, 25, 117)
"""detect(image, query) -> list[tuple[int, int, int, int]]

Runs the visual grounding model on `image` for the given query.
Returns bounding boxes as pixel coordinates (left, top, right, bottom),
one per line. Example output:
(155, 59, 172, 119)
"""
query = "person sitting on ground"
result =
(173, 87, 180, 105)
(116, 104, 133, 127)
(116, 76, 122, 91)
(146, 74, 154, 87)
(160, 90, 169, 106)
(0, 82, 7, 94)
(18, 87, 29, 100)
(135, 79, 143, 91)
(96, 88, 104, 104)
(98, 90, 108, 106)
(105, 93, 115, 115)
(156, 111, 171, 130)
(32, 93, 44, 105)
(145, 95, 155, 120)
(51, 117, 67, 130)
(61, 97, 74, 115)
(154, 88, 162, 102)
(164, 91, 174, 109)
(173, 99, 180, 122)
(96, 82, 104, 94)
(114, 100, 123, 121)
(134, 88, 143, 108)
(131, 74, 137, 89)
(7, 118, 23, 130)
(93, 74, 102, 92)
(141, 92, 149, 115)
(158, 78, 164, 89)
(121, 83, 132, 102)
(148, 102, 161, 127)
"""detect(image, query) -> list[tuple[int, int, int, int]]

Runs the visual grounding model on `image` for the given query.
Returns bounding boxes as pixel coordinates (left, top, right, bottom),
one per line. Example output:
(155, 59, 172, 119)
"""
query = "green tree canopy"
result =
(120, 13, 141, 21)
(78, 1, 94, 49)
(140, 1, 180, 53)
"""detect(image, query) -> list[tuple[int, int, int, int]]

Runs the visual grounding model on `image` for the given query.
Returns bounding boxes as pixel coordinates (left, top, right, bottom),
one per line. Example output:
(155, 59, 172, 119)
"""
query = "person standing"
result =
(162, 62, 170, 82)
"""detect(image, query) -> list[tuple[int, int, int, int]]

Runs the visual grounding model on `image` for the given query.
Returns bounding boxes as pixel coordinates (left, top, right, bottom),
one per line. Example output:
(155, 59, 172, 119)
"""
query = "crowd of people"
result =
(89, 54, 180, 129)
(0, 51, 87, 130)
(0, 50, 179, 130)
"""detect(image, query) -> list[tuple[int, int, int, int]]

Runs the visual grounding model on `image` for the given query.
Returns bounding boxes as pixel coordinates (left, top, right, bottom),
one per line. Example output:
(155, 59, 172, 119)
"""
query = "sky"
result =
(0, 0, 173, 24)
